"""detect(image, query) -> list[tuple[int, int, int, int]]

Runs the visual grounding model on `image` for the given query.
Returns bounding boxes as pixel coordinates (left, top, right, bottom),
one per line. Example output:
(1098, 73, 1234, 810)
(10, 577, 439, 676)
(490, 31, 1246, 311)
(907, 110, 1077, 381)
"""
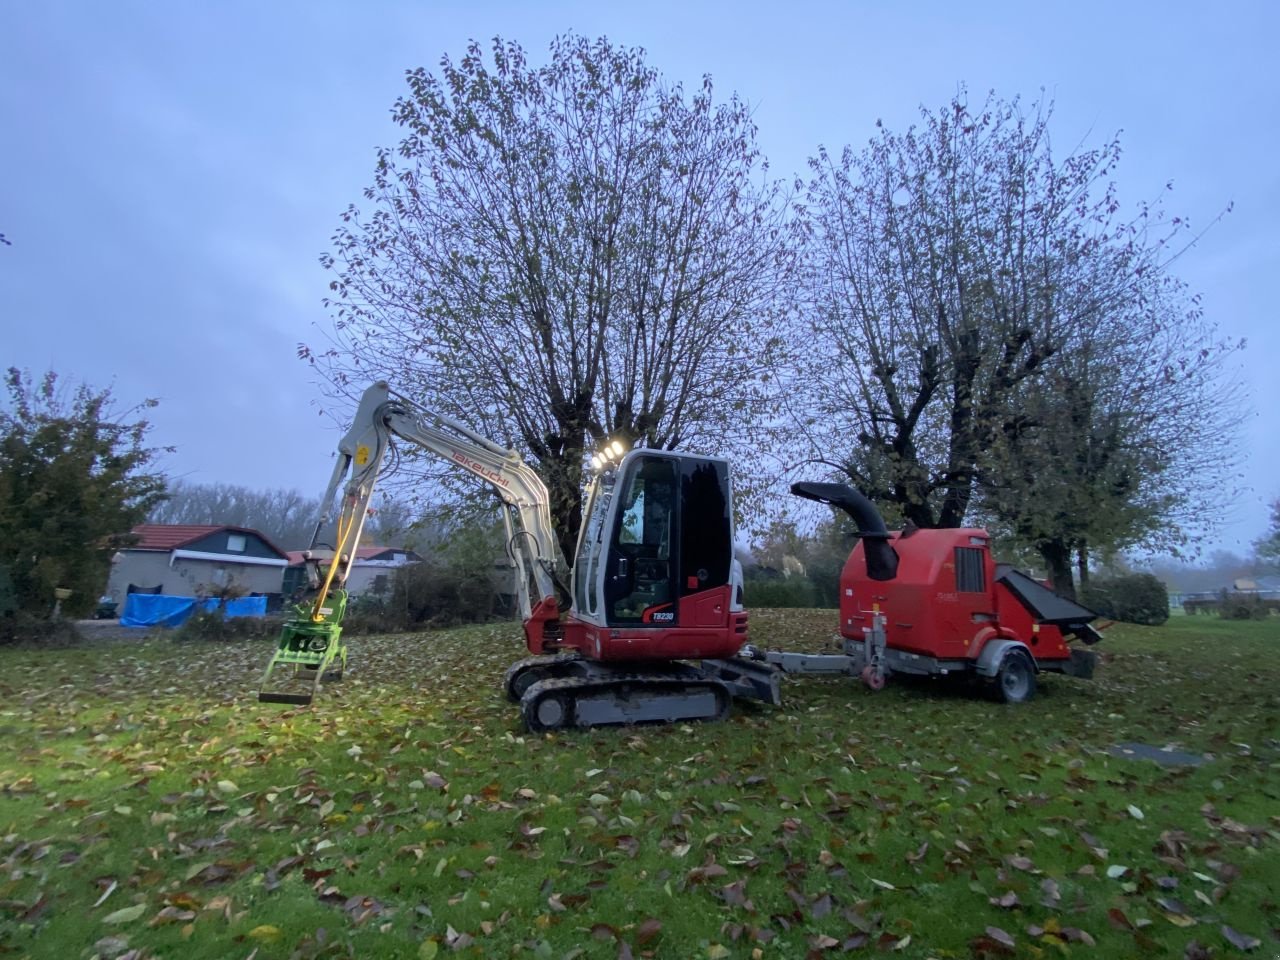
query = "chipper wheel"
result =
(861, 664, 886, 691)
(993, 649, 1036, 704)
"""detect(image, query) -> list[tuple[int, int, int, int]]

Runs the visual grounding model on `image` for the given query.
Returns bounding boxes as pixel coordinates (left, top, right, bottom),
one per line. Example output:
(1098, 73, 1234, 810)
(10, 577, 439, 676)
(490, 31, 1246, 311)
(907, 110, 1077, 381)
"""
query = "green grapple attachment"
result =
(258, 590, 349, 705)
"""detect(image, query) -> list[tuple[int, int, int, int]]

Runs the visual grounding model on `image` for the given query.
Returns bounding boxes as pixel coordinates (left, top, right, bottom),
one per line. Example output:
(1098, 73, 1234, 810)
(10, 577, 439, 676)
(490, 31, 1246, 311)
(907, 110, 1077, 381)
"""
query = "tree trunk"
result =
(1076, 543, 1090, 591)
(541, 454, 585, 567)
(1038, 540, 1076, 600)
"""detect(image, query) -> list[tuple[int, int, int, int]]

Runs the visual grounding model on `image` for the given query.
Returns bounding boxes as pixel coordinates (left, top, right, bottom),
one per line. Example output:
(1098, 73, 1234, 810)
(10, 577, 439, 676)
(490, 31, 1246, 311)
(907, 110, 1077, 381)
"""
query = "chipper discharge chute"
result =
(258, 589, 348, 705)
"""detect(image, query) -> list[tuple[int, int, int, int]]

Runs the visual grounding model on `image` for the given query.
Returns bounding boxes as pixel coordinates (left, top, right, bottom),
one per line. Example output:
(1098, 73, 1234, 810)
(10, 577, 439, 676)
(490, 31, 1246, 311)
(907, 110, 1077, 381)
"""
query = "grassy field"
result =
(0, 611, 1276, 959)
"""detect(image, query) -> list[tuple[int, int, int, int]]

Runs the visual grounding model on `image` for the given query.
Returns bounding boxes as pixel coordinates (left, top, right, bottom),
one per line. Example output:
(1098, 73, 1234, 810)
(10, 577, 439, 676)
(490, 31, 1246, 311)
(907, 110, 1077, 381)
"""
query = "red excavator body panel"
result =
(523, 585, 748, 662)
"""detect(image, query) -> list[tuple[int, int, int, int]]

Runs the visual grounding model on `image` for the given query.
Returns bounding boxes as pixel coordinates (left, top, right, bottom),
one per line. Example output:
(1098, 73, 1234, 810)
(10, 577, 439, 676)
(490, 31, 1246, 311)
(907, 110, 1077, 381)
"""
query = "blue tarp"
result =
(120, 594, 268, 628)
(222, 596, 268, 619)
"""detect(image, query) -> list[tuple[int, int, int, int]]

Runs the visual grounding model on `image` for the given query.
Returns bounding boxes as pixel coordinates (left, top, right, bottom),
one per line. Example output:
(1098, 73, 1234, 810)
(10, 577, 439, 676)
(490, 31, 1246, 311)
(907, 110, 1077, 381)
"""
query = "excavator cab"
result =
(508, 448, 775, 729)
(569, 451, 742, 642)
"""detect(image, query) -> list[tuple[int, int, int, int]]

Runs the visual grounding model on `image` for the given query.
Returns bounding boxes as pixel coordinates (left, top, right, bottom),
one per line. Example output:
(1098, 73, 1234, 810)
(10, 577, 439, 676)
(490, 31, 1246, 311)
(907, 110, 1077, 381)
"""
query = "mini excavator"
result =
(257, 381, 780, 726)
(259, 382, 1102, 728)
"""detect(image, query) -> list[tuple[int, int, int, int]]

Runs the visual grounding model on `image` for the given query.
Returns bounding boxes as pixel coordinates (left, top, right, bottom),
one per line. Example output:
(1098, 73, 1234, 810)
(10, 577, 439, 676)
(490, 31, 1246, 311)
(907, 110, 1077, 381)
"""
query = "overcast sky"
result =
(2, 1, 1275, 555)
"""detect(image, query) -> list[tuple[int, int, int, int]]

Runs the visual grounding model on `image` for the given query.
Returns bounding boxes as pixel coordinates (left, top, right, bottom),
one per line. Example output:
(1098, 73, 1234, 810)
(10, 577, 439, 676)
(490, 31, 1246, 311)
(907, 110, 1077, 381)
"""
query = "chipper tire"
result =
(994, 649, 1036, 704)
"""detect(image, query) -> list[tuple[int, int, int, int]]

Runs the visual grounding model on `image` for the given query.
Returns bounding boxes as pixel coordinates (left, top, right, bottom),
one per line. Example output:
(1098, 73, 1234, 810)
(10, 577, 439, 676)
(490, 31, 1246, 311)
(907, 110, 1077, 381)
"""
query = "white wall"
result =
(105, 551, 285, 600)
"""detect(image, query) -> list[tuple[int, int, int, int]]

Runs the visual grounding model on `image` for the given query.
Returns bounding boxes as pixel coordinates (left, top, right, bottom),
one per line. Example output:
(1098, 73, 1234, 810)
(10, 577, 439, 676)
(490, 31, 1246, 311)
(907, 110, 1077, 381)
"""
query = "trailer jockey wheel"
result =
(995, 650, 1036, 703)
(861, 665, 886, 691)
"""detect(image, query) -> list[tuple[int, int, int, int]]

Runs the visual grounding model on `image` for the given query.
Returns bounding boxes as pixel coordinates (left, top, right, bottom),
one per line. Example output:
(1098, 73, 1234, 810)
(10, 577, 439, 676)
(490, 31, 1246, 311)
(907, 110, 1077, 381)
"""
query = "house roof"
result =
(128, 524, 288, 558)
(1234, 575, 1280, 592)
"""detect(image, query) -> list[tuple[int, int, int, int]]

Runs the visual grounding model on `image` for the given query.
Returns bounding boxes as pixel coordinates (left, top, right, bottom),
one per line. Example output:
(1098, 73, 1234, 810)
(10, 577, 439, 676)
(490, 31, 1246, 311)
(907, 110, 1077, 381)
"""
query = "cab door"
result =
(604, 455, 679, 626)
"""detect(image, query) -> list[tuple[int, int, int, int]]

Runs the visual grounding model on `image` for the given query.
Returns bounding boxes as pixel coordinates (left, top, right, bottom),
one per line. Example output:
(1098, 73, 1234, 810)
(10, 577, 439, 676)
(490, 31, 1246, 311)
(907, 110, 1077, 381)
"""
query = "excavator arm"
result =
(259, 381, 560, 704)
(307, 381, 560, 619)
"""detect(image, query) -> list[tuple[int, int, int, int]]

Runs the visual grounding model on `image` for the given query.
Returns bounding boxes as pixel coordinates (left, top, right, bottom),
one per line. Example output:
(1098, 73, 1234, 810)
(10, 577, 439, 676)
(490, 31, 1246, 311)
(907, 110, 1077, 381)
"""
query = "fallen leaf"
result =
(248, 925, 282, 942)
(93, 879, 119, 908)
(986, 926, 1015, 949)
(102, 904, 147, 925)
(148, 906, 196, 926)
(636, 918, 662, 945)
(1061, 927, 1095, 946)
(1107, 908, 1134, 931)
(1039, 878, 1060, 908)
(93, 936, 130, 958)
(1221, 925, 1261, 951)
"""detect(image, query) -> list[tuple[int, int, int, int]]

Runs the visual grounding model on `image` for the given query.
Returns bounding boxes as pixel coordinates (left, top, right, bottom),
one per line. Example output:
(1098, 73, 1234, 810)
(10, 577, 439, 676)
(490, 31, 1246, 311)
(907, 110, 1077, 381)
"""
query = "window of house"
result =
(227, 534, 246, 552)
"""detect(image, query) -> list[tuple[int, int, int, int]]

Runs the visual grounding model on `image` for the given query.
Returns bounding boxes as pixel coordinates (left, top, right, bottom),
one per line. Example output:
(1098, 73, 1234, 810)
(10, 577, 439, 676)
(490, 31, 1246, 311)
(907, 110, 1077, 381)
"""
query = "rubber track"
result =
(519, 672, 732, 731)
(502, 652, 583, 702)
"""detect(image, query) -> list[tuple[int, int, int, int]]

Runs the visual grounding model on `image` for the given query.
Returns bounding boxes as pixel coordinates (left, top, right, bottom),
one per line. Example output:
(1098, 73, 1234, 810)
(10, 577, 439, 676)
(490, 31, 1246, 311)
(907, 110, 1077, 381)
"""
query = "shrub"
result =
(743, 575, 818, 609)
(341, 604, 418, 636)
(1218, 592, 1271, 620)
(172, 608, 280, 642)
(0, 611, 84, 647)
(1081, 573, 1170, 626)
(391, 561, 505, 627)
(0, 564, 16, 619)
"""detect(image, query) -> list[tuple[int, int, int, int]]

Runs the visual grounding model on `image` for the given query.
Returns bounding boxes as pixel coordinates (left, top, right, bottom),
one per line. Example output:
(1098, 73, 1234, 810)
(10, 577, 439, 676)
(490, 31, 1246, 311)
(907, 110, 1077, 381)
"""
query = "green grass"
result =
(1, 612, 1276, 959)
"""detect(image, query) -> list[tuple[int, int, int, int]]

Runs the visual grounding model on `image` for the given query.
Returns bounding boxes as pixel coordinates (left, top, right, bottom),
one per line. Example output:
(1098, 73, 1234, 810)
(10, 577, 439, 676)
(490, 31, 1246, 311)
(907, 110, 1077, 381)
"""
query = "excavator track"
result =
(520, 672, 732, 732)
(503, 652, 584, 702)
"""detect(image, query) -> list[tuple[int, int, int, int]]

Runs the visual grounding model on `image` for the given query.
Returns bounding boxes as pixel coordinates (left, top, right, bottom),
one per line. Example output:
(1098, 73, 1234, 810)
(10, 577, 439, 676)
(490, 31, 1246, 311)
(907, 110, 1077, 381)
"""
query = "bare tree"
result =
(309, 35, 789, 559)
(793, 89, 1242, 592)
(150, 481, 322, 550)
(1253, 498, 1280, 571)
(977, 270, 1243, 594)
(151, 482, 433, 552)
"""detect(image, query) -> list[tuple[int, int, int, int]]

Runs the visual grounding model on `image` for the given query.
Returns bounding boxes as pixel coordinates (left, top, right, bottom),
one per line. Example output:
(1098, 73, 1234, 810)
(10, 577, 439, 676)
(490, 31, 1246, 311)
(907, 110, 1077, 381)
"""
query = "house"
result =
(1232, 576, 1280, 597)
(282, 546, 423, 599)
(105, 524, 290, 603)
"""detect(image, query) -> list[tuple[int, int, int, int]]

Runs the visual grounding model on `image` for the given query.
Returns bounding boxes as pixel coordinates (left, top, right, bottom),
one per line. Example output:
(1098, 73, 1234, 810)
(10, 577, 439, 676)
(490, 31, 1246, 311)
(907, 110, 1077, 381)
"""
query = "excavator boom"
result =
(258, 382, 561, 704)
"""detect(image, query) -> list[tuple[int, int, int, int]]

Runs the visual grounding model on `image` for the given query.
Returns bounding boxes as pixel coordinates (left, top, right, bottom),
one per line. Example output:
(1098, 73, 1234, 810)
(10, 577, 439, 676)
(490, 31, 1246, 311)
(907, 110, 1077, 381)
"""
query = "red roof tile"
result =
(129, 524, 226, 550)
(128, 524, 288, 558)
